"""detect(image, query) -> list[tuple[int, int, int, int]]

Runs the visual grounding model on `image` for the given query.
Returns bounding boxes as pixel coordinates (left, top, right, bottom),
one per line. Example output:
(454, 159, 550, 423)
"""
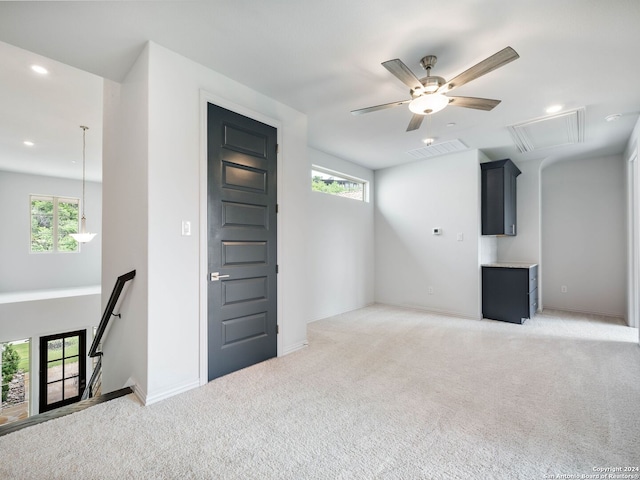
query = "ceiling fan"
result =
(351, 46, 520, 132)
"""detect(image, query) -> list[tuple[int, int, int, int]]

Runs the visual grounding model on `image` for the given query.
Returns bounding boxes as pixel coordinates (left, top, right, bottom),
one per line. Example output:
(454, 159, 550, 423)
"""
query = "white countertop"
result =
(482, 262, 538, 269)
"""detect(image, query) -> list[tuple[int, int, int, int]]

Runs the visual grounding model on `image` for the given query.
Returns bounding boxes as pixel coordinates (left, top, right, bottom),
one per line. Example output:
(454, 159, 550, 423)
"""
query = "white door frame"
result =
(627, 150, 639, 330)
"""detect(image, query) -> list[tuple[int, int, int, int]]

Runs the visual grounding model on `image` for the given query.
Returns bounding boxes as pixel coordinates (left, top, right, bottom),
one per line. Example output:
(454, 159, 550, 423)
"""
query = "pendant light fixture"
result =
(70, 126, 97, 243)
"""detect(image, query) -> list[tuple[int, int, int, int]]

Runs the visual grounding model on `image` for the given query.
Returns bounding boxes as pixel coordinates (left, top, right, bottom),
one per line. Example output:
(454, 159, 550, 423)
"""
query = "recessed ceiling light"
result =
(23, 140, 34, 146)
(545, 104, 563, 114)
(446, 122, 456, 127)
(605, 113, 622, 122)
(31, 65, 48, 75)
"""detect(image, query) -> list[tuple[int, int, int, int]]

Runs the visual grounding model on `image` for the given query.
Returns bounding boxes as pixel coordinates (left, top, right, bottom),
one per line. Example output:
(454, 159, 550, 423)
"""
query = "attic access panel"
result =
(508, 108, 585, 153)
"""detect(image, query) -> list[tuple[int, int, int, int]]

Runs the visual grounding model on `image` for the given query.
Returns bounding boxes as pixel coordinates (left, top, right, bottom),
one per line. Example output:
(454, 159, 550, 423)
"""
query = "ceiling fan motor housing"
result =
(420, 75, 445, 94)
(420, 55, 438, 70)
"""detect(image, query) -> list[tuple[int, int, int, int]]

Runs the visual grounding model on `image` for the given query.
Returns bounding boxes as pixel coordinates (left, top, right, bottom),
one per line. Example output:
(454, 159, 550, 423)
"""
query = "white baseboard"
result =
(130, 383, 147, 406)
(378, 301, 480, 320)
(279, 340, 308, 356)
(308, 302, 376, 323)
(541, 305, 626, 321)
(136, 378, 201, 406)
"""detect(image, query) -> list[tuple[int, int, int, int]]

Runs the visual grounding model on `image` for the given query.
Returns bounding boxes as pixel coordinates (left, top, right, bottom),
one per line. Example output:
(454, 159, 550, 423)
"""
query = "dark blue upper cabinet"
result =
(481, 159, 521, 236)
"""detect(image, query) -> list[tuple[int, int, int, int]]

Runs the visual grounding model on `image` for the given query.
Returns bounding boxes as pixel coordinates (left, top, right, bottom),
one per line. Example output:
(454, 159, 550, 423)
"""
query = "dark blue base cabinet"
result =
(482, 264, 538, 324)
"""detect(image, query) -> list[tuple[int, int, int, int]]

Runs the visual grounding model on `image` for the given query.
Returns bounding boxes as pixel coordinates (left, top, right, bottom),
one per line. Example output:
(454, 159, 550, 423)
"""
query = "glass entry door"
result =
(39, 330, 86, 413)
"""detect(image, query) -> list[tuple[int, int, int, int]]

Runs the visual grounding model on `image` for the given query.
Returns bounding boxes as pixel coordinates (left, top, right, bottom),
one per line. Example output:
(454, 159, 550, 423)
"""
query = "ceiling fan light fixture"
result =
(422, 77, 441, 93)
(409, 94, 449, 115)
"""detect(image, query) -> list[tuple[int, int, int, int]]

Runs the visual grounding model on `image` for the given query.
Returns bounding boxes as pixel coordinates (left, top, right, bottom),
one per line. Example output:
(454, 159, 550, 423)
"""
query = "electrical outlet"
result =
(428, 286, 434, 295)
(561, 285, 567, 293)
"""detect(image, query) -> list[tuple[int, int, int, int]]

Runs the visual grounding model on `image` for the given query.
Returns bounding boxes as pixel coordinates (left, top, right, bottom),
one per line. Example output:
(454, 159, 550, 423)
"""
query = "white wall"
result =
(375, 150, 482, 319)
(102, 42, 310, 405)
(496, 159, 543, 264)
(101, 45, 150, 397)
(308, 148, 374, 322)
(541, 154, 626, 317)
(0, 170, 101, 292)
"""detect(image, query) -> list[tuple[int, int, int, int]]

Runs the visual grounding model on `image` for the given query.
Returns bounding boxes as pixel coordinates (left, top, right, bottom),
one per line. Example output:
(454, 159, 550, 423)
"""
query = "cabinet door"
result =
(481, 167, 505, 235)
(480, 159, 521, 236)
(482, 267, 529, 323)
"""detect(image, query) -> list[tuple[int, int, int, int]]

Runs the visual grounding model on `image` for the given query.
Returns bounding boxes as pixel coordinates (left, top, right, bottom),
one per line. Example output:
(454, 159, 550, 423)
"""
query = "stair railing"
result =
(82, 270, 136, 400)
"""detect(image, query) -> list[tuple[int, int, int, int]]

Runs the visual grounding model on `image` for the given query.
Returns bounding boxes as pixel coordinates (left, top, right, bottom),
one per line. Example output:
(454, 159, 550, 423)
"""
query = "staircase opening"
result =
(0, 270, 136, 436)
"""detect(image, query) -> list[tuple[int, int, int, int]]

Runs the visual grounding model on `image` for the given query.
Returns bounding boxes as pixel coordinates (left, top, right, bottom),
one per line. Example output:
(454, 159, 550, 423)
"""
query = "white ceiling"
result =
(0, 41, 103, 181)
(0, 0, 638, 180)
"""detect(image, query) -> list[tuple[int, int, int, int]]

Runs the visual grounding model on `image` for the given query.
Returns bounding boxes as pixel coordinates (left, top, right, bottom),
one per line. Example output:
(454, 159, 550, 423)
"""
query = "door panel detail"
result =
(222, 277, 268, 306)
(222, 312, 268, 347)
(222, 161, 267, 193)
(221, 241, 268, 266)
(222, 201, 268, 229)
(223, 124, 268, 158)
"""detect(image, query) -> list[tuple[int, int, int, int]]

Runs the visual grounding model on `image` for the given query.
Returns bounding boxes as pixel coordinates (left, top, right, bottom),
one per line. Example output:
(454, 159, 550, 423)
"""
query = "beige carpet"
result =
(1, 305, 638, 479)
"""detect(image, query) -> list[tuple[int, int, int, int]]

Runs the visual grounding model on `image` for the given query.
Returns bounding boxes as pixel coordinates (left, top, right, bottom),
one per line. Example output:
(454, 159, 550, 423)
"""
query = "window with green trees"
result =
(311, 166, 367, 201)
(1, 342, 20, 402)
(30, 195, 80, 253)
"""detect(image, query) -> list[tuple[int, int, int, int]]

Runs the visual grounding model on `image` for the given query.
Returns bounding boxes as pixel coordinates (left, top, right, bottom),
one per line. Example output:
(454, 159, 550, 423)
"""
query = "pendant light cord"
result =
(80, 125, 88, 218)
(70, 125, 96, 242)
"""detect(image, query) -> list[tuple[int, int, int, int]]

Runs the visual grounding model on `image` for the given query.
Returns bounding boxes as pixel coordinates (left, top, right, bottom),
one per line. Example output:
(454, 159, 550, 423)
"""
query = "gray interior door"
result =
(207, 103, 278, 381)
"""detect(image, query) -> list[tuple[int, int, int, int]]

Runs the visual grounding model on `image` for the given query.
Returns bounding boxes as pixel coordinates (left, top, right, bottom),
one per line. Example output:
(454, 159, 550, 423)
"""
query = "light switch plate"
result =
(182, 220, 191, 236)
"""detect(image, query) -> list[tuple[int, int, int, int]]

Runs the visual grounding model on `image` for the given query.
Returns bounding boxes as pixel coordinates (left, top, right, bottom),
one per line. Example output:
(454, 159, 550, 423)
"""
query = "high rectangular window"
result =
(30, 195, 80, 253)
(311, 166, 367, 202)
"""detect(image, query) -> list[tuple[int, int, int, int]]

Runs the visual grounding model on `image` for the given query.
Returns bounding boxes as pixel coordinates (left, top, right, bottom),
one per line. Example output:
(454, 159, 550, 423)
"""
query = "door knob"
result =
(210, 272, 230, 281)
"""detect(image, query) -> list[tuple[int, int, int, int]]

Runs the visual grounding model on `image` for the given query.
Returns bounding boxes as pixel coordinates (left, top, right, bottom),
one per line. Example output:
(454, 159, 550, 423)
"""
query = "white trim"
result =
(627, 151, 639, 328)
(378, 301, 482, 321)
(307, 302, 376, 324)
(198, 90, 283, 386)
(280, 341, 308, 356)
(130, 385, 146, 406)
(32, 337, 40, 415)
(139, 378, 200, 406)
(541, 305, 627, 321)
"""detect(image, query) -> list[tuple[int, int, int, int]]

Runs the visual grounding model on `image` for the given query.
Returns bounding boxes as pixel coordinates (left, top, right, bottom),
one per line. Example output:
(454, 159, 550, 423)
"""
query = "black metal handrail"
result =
(88, 269, 136, 358)
(81, 356, 102, 401)
(82, 270, 136, 399)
